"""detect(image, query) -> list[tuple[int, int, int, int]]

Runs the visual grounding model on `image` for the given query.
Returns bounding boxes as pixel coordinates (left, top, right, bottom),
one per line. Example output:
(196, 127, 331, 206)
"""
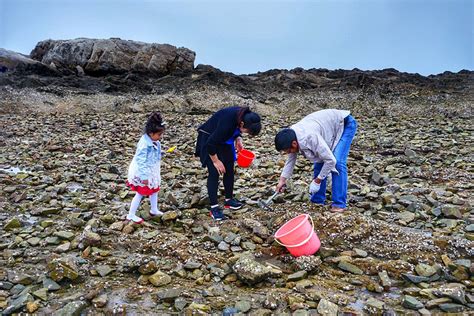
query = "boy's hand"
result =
(276, 178, 287, 193)
(309, 179, 320, 194)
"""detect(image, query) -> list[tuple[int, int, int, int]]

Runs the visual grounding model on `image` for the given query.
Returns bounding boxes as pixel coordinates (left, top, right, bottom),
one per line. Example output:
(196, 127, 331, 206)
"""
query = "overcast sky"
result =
(0, 0, 472, 75)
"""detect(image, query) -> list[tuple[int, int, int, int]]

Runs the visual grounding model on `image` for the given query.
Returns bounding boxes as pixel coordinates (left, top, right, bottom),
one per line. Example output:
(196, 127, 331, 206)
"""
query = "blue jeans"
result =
(310, 115, 357, 208)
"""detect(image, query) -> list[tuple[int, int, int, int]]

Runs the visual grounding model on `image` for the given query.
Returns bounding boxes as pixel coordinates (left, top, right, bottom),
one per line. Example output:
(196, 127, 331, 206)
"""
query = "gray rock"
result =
(294, 255, 322, 272)
(441, 205, 462, 219)
(439, 303, 465, 313)
(235, 300, 252, 313)
(425, 297, 452, 309)
(232, 256, 272, 285)
(433, 284, 466, 305)
(138, 261, 158, 274)
(430, 207, 442, 217)
(81, 230, 101, 247)
(371, 171, 384, 185)
(32, 288, 48, 301)
(415, 263, 437, 277)
(353, 248, 368, 257)
(43, 278, 61, 291)
(317, 298, 338, 316)
(96, 265, 114, 277)
(48, 258, 80, 282)
(8, 272, 33, 285)
(56, 300, 88, 316)
(55, 242, 71, 253)
(75, 65, 85, 76)
(46, 236, 61, 245)
(454, 259, 471, 268)
(156, 288, 182, 302)
(287, 270, 307, 281)
(253, 225, 269, 238)
(10, 284, 25, 295)
(405, 148, 417, 158)
(148, 271, 172, 287)
(4, 218, 22, 230)
(378, 270, 392, 288)
(230, 245, 242, 252)
(92, 294, 108, 308)
(54, 231, 75, 241)
(397, 211, 415, 223)
(0, 281, 14, 290)
(402, 295, 424, 310)
(218, 241, 230, 251)
(241, 241, 256, 251)
(183, 260, 202, 270)
(185, 302, 211, 313)
(174, 297, 188, 311)
(337, 261, 363, 275)
(402, 273, 429, 284)
(365, 297, 385, 313)
(3, 293, 34, 315)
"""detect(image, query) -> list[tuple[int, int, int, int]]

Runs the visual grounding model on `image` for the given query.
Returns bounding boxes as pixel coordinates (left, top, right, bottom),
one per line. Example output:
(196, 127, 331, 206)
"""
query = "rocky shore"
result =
(1, 109, 473, 315)
(0, 38, 473, 315)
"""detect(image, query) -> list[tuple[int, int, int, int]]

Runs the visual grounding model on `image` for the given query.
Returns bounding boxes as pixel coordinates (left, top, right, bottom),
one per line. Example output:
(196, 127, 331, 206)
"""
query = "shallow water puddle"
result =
(0, 166, 28, 174)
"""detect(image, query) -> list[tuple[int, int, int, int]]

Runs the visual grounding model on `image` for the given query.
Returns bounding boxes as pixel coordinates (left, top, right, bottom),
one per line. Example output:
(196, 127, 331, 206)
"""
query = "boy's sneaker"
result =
(224, 199, 243, 210)
(210, 206, 225, 221)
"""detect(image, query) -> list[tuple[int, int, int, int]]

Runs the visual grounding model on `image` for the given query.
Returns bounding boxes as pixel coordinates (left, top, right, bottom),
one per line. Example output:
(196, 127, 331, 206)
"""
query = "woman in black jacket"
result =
(195, 106, 262, 220)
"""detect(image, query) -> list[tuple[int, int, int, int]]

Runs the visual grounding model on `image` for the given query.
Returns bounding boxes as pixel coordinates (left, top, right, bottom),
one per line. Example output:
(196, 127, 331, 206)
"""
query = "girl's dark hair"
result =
(145, 112, 165, 134)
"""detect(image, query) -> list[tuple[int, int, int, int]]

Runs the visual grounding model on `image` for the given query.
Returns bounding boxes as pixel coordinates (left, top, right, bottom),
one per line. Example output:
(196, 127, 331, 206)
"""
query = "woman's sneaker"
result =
(210, 206, 225, 221)
(224, 199, 243, 210)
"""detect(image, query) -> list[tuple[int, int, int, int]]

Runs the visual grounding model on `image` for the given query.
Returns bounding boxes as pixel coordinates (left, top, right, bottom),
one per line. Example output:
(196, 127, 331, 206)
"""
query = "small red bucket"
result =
(237, 149, 255, 168)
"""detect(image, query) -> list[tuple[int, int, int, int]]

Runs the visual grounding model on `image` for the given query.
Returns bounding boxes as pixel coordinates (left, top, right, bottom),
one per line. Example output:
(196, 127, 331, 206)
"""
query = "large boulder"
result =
(30, 38, 195, 76)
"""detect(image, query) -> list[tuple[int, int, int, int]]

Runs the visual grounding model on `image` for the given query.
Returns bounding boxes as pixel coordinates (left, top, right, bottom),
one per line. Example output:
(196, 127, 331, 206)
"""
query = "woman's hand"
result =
(235, 137, 243, 152)
(210, 154, 226, 175)
(213, 160, 226, 175)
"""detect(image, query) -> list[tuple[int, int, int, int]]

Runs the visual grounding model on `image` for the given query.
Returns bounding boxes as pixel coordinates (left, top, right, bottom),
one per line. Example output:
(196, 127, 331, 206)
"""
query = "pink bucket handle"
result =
(274, 215, 315, 248)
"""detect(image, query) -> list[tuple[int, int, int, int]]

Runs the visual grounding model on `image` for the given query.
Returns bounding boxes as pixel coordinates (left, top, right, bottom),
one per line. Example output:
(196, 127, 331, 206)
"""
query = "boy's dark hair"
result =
(275, 128, 297, 151)
(145, 112, 165, 134)
(242, 112, 262, 136)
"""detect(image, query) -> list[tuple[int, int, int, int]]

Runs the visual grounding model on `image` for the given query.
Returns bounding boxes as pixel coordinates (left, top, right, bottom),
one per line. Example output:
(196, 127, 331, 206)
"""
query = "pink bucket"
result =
(274, 214, 320, 257)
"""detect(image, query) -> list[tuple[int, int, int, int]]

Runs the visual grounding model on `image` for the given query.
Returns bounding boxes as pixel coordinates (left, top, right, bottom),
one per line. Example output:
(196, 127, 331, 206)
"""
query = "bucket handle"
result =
(274, 215, 315, 248)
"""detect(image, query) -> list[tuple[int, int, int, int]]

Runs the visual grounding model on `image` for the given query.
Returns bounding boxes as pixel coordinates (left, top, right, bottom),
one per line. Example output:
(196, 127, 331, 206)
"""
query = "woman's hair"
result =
(144, 112, 166, 134)
(237, 107, 262, 136)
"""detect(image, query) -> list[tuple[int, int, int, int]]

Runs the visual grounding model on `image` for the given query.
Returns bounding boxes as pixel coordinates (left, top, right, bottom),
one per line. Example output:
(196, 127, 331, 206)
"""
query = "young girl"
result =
(126, 112, 165, 224)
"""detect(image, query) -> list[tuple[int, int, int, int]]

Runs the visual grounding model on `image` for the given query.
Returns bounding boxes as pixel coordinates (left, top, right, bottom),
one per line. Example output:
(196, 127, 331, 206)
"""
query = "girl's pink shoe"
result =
(126, 215, 144, 224)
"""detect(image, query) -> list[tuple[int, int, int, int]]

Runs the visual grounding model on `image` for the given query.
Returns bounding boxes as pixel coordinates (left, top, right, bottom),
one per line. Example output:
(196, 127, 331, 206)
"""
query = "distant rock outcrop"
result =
(0, 38, 472, 117)
(29, 38, 196, 76)
(0, 48, 54, 74)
